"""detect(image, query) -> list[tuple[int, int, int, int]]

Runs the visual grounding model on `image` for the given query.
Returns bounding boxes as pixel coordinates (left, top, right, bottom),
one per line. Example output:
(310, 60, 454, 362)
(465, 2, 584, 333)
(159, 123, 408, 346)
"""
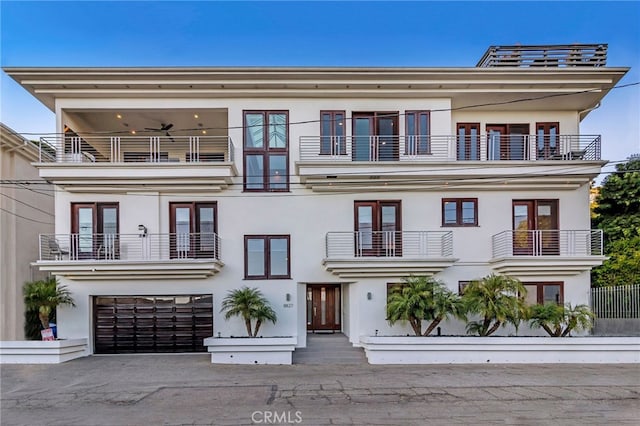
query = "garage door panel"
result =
(94, 294, 213, 354)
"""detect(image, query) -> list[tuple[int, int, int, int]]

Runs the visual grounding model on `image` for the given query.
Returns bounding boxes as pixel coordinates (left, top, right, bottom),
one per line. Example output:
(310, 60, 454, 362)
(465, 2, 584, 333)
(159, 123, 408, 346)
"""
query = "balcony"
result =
(296, 134, 602, 191)
(35, 135, 237, 192)
(37, 233, 224, 279)
(323, 231, 457, 278)
(490, 230, 605, 276)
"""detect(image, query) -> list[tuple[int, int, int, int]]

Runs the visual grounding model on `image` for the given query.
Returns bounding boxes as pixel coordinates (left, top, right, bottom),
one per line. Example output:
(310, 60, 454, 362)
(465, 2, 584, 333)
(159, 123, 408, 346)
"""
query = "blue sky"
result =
(1, 1, 639, 169)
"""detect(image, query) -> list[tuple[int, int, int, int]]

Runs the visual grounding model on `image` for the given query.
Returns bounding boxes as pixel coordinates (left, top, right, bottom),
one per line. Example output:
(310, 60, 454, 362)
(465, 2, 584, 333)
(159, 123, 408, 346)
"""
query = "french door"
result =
(71, 203, 119, 259)
(457, 123, 480, 160)
(512, 200, 559, 255)
(169, 203, 217, 259)
(536, 122, 560, 159)
(306, 285, 341, 332)
(487, 124, 530, 160)
(352, 112, 398, 161)
(354, 201, 401, 257)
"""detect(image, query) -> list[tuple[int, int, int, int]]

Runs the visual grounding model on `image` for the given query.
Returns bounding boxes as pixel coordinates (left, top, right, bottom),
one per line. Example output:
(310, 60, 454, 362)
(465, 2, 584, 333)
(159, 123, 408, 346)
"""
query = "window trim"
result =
(442, 198, 478, 227)
(243, 110, 290, 192)
(244, 235, 291, 279)
(523, 282, 564, 305)
(405, 110, 431, 155)
(458, 281, 472, 295)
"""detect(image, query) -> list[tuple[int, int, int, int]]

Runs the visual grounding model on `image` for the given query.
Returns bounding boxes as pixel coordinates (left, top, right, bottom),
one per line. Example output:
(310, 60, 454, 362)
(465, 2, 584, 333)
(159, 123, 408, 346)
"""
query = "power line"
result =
(10, 81, 640, 137)
(0, 206, 54, 225)
(0, 192, 54, 217)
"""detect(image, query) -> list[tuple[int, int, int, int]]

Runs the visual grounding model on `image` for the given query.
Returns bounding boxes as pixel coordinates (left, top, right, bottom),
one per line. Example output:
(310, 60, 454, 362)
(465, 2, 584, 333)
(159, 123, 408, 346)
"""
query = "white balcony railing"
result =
(326, 231, 453, 259)
(299, 134, 601, 162)
(38, 135, 234, 164)
(39, 233, 221, 262)
(492, 230, 603, 258)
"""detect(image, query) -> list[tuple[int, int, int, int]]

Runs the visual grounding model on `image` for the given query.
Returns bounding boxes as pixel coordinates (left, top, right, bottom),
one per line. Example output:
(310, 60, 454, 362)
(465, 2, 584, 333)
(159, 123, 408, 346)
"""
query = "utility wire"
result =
(0, 192, 55, 217)
(0, 206, 54, 225)
(9, 81, 639, 137)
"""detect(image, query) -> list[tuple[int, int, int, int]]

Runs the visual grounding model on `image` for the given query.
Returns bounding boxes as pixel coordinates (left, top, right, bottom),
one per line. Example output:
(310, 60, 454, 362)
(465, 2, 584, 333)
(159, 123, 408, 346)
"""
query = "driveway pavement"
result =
(1, 355, 639, 425)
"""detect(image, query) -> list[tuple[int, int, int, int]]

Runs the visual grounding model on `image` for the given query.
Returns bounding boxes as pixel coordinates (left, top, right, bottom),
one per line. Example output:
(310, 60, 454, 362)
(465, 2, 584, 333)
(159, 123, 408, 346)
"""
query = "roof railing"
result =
(477, 44, 607, 68)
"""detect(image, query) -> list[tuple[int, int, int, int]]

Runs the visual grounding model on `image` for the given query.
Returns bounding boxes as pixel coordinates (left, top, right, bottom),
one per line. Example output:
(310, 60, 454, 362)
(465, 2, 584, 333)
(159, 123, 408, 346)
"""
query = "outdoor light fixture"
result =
(138, 224, 147, 237)
(367, 292, 372, 300)
(285, 293, 291, 302)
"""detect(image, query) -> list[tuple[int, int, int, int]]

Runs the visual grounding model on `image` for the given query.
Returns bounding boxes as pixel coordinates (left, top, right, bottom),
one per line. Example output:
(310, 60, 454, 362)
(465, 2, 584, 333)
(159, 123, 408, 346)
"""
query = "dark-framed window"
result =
(320, 110, 346, 155)
(71, 202, 119, 259)
(523, 282, 564, 305)
(169, 202, 218, 259)
(457, 123, 480, 160)
(244, 235, 291, 279)
(243, 111, 289, 192)
(442, 198, 478, 226)
(458, 281, 472, 295)
(405, 111, 431, 155)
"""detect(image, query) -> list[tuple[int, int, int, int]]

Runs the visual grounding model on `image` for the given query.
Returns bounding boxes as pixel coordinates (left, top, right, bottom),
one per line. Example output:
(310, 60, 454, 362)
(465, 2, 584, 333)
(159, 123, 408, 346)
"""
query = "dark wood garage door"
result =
(94, 295, 213, 354)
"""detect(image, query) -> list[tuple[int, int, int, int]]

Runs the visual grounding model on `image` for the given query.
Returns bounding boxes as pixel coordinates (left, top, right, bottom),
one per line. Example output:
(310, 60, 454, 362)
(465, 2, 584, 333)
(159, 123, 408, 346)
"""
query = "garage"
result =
(94, 295, 213, 354)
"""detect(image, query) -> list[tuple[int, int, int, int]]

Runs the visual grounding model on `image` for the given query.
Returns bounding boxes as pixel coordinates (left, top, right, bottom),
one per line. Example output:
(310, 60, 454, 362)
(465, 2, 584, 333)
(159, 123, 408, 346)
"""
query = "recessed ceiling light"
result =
(131, 130, 136, 134)
(202, 130, 207, 134)
(194, 114, 199, 119)
(116, 114, 122, 119)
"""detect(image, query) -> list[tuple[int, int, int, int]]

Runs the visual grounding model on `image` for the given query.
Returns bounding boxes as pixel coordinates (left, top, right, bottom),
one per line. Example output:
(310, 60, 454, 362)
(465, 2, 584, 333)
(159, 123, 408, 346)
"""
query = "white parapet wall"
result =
(0, 339, 89, 364)
(359, 336, 640, 364)
(204, 336, 297, 365)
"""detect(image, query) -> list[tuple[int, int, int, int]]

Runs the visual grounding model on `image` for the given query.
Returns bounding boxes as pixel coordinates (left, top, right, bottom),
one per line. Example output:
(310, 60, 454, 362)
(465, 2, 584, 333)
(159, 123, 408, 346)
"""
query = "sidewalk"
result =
(2, 355, 639, 425)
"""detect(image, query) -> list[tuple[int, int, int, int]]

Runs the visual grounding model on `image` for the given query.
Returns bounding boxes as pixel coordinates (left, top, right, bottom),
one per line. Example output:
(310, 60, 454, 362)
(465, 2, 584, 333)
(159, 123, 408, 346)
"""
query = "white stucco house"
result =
(3, 44, 629, 355)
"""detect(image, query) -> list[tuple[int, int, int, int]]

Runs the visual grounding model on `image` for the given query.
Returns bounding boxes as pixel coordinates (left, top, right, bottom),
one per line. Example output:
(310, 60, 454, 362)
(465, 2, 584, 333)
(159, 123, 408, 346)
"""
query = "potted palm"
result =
(205, 286, 294, 364)
(387, 276, 465, 336)
(529, 303, 595, 337)
(462, 274, 527, 336)
(23, 277, 75, 340)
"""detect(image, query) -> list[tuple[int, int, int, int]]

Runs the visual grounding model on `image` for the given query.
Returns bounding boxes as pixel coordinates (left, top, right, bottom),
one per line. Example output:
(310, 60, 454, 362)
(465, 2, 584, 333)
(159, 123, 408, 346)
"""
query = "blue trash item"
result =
(49, 323, 57, 338)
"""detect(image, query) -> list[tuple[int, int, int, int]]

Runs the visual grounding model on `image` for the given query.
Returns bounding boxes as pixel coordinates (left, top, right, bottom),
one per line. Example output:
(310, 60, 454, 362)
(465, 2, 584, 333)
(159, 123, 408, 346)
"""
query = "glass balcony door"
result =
(352, 112, 398, 161)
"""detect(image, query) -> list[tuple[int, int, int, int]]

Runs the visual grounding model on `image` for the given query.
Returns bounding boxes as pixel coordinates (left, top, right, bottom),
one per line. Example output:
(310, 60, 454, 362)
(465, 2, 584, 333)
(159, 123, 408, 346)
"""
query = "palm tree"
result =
(220, 286, 277, 337)
(386, 276, 464, 336)
(462, 274, 527, 336)
(529, 303, 595, 337)
(23, 277, 75, 333)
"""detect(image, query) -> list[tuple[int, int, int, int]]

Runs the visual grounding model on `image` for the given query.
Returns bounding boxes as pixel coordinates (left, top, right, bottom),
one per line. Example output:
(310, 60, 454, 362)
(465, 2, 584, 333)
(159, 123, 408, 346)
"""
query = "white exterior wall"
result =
(49, 97, 596, 351)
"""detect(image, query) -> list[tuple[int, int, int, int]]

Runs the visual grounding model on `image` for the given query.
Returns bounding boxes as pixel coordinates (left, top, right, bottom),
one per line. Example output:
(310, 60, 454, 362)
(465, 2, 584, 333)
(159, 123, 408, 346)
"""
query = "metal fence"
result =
(591, 284, 640, 319)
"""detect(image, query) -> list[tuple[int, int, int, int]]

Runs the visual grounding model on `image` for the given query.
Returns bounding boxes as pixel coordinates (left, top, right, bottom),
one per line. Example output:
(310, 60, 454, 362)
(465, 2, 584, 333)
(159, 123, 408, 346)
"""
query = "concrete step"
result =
(293, 333, 366, 365)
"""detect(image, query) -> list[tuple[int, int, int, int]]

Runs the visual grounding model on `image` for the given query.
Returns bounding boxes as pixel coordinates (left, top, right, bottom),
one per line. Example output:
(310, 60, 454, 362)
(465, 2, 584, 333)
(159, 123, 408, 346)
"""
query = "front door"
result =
(352, 112, 398, 161)
(307, 285, 341, 332)
(512, 200, 559, 255)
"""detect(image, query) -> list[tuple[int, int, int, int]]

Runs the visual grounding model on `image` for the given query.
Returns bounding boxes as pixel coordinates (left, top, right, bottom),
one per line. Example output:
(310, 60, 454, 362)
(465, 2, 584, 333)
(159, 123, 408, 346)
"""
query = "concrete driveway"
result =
(1, 355, 639, 425)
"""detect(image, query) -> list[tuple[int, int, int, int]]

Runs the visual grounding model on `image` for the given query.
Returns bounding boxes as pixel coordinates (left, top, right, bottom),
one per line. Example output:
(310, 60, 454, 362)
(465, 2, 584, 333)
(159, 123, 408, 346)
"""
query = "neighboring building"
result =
(3, 44, 628, 353)
(0, 123, 54, 340)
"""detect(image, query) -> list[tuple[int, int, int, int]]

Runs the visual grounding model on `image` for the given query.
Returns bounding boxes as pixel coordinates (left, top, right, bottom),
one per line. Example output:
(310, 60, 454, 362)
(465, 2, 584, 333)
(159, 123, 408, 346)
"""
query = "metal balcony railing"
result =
(325, 231, 453, 259)
(299, 134, 601, 162)
(38, 135, 234, 164)
(39, 233, 221, 262)
(492, 230, 603, 258)
(477, 44, 607, 68)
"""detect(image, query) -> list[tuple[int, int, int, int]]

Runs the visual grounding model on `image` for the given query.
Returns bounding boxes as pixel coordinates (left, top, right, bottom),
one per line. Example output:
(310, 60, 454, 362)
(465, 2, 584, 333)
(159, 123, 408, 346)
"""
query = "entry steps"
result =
(293, 333, 366, 364)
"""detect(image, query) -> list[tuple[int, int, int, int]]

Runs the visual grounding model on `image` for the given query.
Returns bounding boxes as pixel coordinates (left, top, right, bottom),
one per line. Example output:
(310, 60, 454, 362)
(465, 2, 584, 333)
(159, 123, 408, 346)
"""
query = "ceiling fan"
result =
(144, 123, 175, 141)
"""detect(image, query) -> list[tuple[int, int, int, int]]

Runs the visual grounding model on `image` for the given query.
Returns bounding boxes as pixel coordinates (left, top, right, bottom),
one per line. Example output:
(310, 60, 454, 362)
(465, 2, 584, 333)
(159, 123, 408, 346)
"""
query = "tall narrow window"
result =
(244, 111, 289, 191)
(71, 203, 119, 259)
(320, 111, 346, 155)
(405, 111, 430, 155)
(244, 235, 291, 279)
(169, 202, 218, 259)
(536, 122, 560, 159)
(457, 123, 480, 160)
